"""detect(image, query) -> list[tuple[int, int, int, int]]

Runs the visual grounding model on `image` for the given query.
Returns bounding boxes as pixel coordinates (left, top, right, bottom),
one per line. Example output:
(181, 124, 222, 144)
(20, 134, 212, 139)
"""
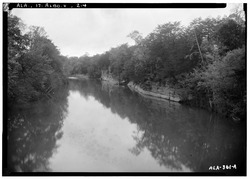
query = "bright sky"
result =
(11, 3, 242, 57)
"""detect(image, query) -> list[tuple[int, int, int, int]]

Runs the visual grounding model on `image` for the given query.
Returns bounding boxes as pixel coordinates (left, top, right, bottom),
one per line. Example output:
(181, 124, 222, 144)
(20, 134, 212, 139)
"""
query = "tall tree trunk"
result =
(194, 29, 204, 63)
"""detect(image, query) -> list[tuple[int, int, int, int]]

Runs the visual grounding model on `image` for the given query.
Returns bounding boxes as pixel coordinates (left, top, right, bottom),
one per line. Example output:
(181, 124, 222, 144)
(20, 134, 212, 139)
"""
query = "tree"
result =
(8, 16, 66, 103)
(193, 47, 245, 120)
(143, 22, 192, 84)
(127, 30, 143, 45)
(8, 15, 30, 101)
(185, 17, 223, 64)
(109, 44, 133, 82)
(97, 52, 110, 70)
(216, 19, 245, 54)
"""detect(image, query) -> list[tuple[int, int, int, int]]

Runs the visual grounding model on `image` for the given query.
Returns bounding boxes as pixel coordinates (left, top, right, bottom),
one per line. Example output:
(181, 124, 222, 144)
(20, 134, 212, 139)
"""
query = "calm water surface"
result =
(7, 79, 246, 174)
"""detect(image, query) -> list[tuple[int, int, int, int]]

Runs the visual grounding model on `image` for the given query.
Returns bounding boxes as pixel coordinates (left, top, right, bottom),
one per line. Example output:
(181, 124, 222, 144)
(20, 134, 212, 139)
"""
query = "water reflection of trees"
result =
(69, 79, 246, 175)
(7, 85, 69, 172)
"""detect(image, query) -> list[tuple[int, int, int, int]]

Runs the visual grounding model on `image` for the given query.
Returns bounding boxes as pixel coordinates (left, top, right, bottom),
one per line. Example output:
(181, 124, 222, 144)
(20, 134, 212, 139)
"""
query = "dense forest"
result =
(8, 7, 246, 120)
(8, 14, 67, 104)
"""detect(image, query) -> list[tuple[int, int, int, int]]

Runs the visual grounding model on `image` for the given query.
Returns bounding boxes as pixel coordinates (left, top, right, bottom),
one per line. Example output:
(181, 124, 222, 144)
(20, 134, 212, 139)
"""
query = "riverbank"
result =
(127, 81, 183, 102)
(7, 78, 245, 174)
(100, 70, 190, 103)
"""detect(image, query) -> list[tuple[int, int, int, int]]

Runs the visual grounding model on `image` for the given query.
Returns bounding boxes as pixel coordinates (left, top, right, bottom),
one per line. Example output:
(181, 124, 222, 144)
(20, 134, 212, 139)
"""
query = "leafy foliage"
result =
(8, 15, 66, 103)
(216, 19, 245, 54)
(198, 47, 245, 119)
(62, 11, 246, 120)
(11, 9, 244, 120)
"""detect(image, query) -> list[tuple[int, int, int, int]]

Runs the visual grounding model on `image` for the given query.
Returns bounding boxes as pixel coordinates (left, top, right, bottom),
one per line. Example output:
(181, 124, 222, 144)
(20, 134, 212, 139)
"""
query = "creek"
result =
(7, 79, 246, 174)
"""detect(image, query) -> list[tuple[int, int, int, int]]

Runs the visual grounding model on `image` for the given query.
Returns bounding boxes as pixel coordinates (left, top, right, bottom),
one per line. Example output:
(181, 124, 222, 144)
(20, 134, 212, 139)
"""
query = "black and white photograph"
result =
(2, 2, 247, 176)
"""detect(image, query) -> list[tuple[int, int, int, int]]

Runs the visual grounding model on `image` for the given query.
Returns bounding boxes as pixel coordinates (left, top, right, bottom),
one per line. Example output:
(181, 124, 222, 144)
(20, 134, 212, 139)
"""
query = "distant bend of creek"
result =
(7, 79, 246, 175)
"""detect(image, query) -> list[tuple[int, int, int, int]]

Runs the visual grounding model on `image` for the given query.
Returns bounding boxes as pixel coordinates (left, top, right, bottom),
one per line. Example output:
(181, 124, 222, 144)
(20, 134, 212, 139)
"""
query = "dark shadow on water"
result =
(6, 79, 246, 175)
(7, 85, 69, 172)
(67, 79, 246, 175)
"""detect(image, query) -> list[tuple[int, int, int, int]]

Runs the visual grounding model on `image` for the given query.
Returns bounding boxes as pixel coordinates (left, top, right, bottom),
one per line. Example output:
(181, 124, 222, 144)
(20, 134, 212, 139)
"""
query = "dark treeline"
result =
(63, 9, 246, 120)
(7, 7, 246, 120)
(8, 14, 67, 104)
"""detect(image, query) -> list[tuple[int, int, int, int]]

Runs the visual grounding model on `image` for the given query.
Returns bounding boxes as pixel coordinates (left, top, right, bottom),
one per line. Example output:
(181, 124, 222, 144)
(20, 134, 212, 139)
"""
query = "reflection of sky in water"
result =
(49, 91, 191, 172)
(7, 80, 245, 174)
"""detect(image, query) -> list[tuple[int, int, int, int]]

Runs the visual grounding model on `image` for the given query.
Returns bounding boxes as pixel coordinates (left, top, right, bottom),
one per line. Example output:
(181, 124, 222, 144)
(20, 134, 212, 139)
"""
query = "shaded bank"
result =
(127, 81, 182, 102)
(68, 79, 246, 175)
